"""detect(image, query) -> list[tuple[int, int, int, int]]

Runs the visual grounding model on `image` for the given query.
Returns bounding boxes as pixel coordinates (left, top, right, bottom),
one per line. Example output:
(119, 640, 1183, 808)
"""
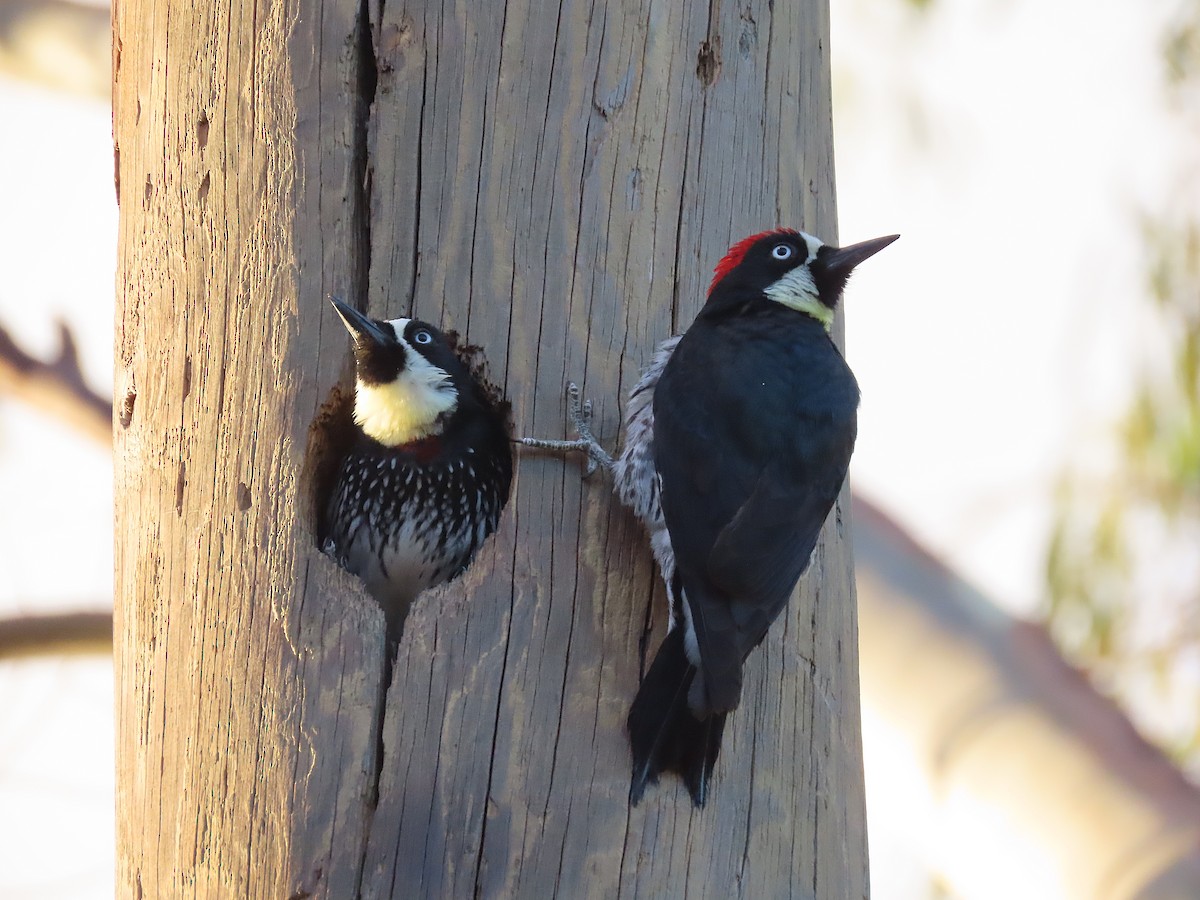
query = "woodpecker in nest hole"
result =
(321, 297, 513, 652)
(522, 228, 898, 806)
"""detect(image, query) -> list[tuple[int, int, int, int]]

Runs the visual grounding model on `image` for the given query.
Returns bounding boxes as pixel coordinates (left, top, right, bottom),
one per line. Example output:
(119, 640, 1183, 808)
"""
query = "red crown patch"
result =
(708, 228, 801, 295)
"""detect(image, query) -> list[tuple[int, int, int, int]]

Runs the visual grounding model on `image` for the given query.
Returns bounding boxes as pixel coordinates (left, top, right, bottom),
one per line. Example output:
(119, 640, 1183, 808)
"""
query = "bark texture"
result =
(114, 1, 867, 896)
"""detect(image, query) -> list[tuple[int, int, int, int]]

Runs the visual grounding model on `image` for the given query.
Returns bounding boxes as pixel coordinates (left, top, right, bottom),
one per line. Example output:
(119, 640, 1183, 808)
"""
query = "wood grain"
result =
(114, 0, 867, 896)
(114, 0, 381, 895)
(362, 0, 864, 896)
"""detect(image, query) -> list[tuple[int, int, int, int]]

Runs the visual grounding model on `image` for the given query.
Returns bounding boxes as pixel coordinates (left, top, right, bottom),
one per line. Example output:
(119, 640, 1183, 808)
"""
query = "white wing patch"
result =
(355, 320, 458, 446)
(613, 335, 686, 630)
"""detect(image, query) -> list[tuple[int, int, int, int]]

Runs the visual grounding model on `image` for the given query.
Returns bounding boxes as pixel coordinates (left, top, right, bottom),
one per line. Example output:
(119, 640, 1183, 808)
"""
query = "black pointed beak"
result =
(822, 234, 900, 278)
(330, 295, 394, 346)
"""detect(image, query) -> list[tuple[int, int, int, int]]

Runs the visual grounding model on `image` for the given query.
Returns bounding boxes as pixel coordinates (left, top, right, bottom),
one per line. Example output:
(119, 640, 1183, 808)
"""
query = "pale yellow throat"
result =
(354, 364, 458, 446)
(762, 267, 835, 332)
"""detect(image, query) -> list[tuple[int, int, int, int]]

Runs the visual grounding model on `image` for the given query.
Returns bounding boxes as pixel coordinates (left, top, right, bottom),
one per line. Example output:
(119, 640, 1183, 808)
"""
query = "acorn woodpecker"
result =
(320, 297, 513, 651)
(522, 228, 897, 806)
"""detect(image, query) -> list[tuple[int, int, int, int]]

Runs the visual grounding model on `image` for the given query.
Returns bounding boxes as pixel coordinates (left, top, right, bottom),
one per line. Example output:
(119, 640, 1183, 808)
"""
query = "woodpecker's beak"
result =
(330, 295, 395, 347)
(822, 234, 900, 280)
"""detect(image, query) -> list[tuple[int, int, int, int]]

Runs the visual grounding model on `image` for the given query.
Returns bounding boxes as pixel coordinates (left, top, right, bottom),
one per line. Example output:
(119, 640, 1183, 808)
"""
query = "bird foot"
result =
(519, 382, 614, 477)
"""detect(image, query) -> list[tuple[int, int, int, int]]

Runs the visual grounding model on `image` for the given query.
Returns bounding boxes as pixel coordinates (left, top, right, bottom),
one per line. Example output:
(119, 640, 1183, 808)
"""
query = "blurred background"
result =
(1, 0, 1197, 896)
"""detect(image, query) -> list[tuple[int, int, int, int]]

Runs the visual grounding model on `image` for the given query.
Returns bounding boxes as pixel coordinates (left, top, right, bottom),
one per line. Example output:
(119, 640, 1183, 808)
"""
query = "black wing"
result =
(653, 317, 856, 714)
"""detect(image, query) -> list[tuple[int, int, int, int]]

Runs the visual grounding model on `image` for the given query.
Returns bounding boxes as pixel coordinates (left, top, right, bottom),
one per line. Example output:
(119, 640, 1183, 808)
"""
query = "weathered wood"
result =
(114, 0, 382, 895)
(361, 1, 864, 896)
(114, 0, 867, 896)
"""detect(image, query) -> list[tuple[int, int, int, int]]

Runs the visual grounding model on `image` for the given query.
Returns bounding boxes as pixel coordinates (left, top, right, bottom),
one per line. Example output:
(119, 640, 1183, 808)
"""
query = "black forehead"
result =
(354, 317, 446, 346)
(351, 316, 458, 386)
(398, 318, 447, 346)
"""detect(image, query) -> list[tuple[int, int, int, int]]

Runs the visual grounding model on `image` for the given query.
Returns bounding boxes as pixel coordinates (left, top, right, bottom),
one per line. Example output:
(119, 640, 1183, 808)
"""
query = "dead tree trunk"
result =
(114, 1, 867, 897)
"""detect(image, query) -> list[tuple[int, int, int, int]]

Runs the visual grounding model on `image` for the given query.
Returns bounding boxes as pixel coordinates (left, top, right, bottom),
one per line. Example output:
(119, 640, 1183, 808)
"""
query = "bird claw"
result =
(519, 381, 614, 478)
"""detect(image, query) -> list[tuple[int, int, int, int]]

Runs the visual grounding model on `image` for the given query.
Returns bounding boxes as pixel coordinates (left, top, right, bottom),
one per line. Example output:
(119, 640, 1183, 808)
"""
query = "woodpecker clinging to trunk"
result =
(321, 297, 513, 654)
(522, 228, 897, 806)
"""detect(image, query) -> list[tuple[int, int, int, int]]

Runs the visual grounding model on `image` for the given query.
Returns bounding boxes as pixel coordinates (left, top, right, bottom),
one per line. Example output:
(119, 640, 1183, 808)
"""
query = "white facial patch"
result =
(354, 318, 459, 446)
(762, 233, 834, 331)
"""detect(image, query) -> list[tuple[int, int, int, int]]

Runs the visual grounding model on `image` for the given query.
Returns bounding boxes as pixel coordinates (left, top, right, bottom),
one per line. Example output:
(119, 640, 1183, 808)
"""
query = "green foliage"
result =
(1045, 215, 1200, 751)
(1126, 219, 1200, 511)
(1045, 3, 1200, 755)
(1165, 9, 1200, 87)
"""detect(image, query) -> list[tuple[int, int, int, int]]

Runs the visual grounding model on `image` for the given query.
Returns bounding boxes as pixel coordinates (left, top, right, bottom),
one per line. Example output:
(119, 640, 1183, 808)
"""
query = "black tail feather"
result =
(627, 627, 727, 807)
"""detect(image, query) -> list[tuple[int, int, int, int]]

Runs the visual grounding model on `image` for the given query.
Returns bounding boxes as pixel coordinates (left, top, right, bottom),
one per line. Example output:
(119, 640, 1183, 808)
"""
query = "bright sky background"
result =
(834, 0, 1191, 893)
(837, 0, 1183, 615)
(0, 0, 1192, 896)
(0, 80, 115, 898)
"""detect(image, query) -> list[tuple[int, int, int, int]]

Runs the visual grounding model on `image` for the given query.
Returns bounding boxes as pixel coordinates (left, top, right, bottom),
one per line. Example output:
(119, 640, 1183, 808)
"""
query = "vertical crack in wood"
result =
(696, 0, 723, 88)
(636, 584, 655, 678)
(407, 57, 428, 311)
(471, 585, 517, 899)
(471, 0, 571, 888)
(354, 0, 377, 310)
(739, 701, 758, 880)
(670, 34, 712, 337)
(809, 601, 821, 897)
(348, 1, 387, 896)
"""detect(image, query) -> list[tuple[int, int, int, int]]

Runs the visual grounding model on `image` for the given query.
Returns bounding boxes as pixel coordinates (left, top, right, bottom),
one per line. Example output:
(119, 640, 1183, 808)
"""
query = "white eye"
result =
(413, 329, 433, 345)
(771, 243, 794, 260)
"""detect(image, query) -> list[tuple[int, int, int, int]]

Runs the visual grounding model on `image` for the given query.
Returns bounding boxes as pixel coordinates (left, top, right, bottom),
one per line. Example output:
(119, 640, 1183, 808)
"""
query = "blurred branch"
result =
(1045, 214, 1200, 751)
(856, 494, 1200, 899)
(0, 609, 112, 659)
(0, 321, 112, 445)
(0, 312, 114, 654)
(0, 0, 111, 100)
(0, 6, 116, 663)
